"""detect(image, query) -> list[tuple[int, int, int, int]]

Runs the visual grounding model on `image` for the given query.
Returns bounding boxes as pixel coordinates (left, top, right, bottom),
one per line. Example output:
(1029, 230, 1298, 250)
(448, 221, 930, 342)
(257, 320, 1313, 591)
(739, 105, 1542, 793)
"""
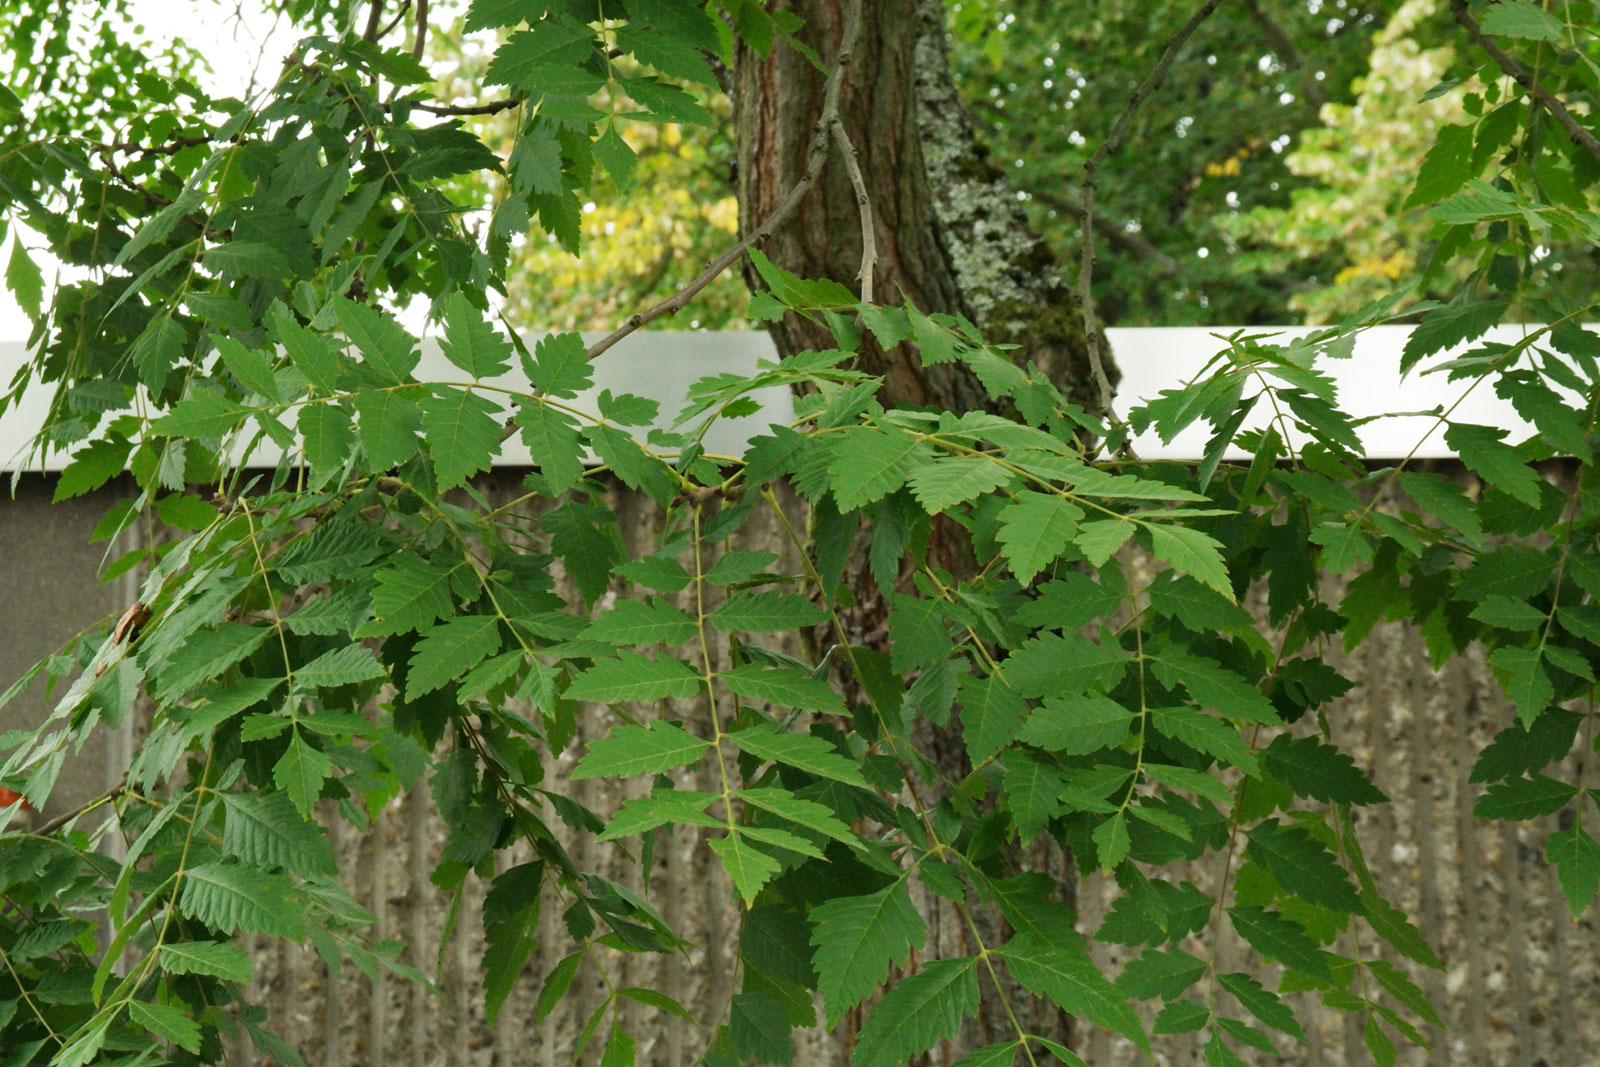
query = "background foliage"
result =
(0, 1, 1598, 1066)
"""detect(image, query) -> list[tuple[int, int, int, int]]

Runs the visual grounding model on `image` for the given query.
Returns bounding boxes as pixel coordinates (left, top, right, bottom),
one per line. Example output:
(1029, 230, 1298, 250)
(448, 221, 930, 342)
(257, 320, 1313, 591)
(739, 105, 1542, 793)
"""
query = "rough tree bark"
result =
(735, 1, 1115, 1059)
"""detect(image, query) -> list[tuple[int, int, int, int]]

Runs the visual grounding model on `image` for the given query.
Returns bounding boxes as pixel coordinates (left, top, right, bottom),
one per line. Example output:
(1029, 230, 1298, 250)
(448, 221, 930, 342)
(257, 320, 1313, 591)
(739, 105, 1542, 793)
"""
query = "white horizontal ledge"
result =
(0, 324, 1579, 474)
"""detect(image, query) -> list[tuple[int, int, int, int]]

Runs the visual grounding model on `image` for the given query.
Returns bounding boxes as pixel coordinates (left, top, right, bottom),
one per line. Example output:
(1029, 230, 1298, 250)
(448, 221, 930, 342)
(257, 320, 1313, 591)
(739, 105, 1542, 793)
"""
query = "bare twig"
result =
(581, 0, 864, 363)
(1452, 0, 1600, 167)
(34, 783, 125, 837)
(830, 117, 876, 304)
(1079, 0, 1223, 419)
(363, 0, 385, 43)
(93, 134, 216, 157)
(376, 0, 412, 40)
(411, 0, 429, 60)
(398, 97, 522, 116)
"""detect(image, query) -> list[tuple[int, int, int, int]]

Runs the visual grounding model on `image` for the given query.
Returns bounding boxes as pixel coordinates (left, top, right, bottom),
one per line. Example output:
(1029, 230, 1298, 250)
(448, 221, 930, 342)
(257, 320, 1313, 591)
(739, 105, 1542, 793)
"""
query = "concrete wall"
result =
(2, 471, 1597, 1066)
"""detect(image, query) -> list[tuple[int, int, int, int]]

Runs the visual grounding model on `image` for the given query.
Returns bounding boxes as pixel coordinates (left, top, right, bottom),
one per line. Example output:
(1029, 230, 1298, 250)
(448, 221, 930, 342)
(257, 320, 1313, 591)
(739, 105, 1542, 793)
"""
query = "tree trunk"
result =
(735, 1, 1115, 1060)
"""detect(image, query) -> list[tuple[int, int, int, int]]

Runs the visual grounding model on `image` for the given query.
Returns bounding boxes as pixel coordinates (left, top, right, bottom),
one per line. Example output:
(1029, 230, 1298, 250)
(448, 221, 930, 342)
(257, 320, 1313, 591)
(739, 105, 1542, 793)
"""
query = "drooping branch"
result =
(1451, 0, 1600, 167)
(1078, 0, 1223, 419)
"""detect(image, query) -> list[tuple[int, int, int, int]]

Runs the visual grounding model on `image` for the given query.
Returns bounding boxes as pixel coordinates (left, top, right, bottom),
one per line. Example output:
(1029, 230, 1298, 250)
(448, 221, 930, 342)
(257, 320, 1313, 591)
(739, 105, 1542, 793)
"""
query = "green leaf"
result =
(1245, 821, 1362, 913)
(53, 437, 134, 501)
(709, 833, 782, 905)
(1149, 647, 1278, 726)
(711, 591, 828, 633)
(810, 883, 925, 1026)
(1216, 972, 1306, 1043)
(998, 934, 1148, 1050)
(1006, 631, 1127, 700)
(565, 651, 702, 704)
(154, 623, 270, 702)
(1117, 948, 1207, 1000)
(1471, 775, 1576, 820)
(1479, 0, 1564, 39)
(1148, 706, 1259, 775)
(1405, 122, 1475, 209)
(1546, 825, 1600, 918)
(217, 337, 280, 401)
(1400, 301, 1507, 374)
(1019, 694, 1133, 755)
(739, 787, 859, 849)
(154, 391, 250, 439)
(1092, 812, 1131, 871)
(996, 491, 1084, 583)
(158, 940, 255, 983)
(1469, 596, 1546, 630)
(730, 722, 866, 786)
(1399, 471, 1482, 547)
(179, 860, 303, 938)
(1487, 646, 1555, 728)
(406, 615, 503, 699)
(516, 401, 584, 494)
(583, 599, 699, 645)
(907, 457, 1011, 513)
(957, 673, 1029, 763)
(129, 1000, 202, 1054)
(593, 124, 638, 189)
(534, 952, 584, 1025)
(1153, 998, 1211, 1035)
(421, 387, 502, 489)
(273, 731, 333, 819)
(951, 1043, 1023, 1067)
(1140, 762, 1232, 804)
(438, 292, 513, 378)
(1147, 524, 1234, 601)
(571, 721, 710, 779)
(1227, 906, 1332, 983)
(295, 645, 388, 689)
(705, 550, 780, 584)
(6, 235, 43, 318)
(1261, 734, 1388, 805)
(1075, 519, 1136, 567)
(353, 389, 421, 471)
(335, 297, 419, 384)
(298, 404, 354, 473)
(364, 554, 460, 636)
(219, 790, 338, 876)
(1003, 749, 1068, 842)
(852, 957, 979, 1067)
(1445, 422, 1542, 507)
(274, 312, 345, 394)
(526, 331, 593, 398)
(828, 427, 927, 511)
(203, 240, 291, 280)
(723, 665, 848, 715)
(730, 991, 791, 1065)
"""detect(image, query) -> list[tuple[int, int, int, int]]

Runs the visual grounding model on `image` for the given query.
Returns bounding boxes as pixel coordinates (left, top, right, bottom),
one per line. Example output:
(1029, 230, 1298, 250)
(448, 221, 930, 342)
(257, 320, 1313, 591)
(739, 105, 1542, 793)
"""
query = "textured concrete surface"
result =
(0, 474, 137, 816)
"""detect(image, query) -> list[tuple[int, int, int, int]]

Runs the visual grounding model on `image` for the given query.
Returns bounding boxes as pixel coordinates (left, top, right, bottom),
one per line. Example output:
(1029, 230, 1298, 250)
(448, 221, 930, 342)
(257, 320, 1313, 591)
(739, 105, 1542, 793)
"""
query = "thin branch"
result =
(362, 0, 385, 43)
(397, 97, 522, 116)
(93, 134, 216, 157)
(581, 0, 864, 363)
(376, 0, 412, 40)
(34, 782, 125, 837)
(411, 0, 429, 61)
(1452, 0, 1600, 167)
(1078, 0, 1223, 419)
(830, 117, 876, 304)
